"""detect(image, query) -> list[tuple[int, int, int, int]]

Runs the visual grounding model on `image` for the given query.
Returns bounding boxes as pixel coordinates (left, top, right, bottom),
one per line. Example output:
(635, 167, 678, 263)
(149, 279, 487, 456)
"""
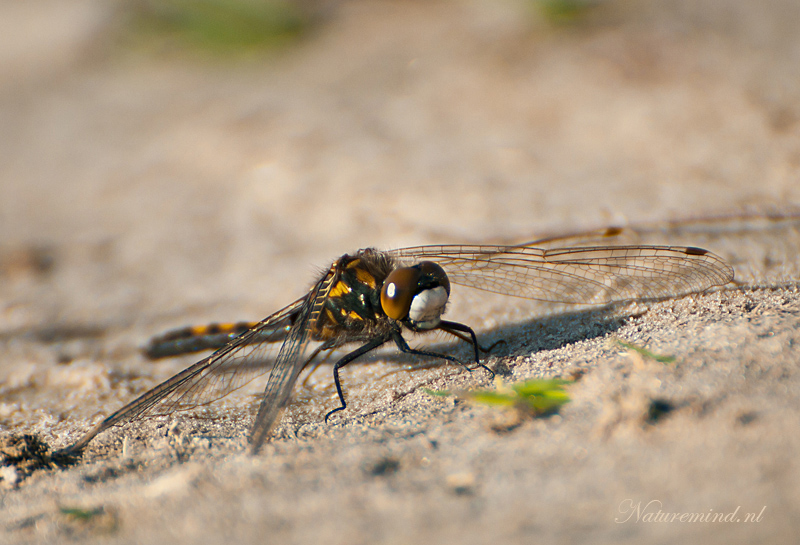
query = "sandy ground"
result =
(1, 0, 800, 543)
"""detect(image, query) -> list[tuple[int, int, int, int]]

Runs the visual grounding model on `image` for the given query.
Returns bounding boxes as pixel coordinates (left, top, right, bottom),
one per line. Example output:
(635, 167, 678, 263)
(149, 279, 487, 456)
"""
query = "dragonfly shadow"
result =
(199, 297, 669, 390)
(352, 303, 631, 372)
(485, 305, 628, 358)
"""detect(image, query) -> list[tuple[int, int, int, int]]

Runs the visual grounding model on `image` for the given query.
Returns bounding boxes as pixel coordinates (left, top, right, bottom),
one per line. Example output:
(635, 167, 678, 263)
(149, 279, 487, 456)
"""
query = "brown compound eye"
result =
(417, 261, 450, 296)
(380, 261, 451, 327)
(380, 266, 422, 320)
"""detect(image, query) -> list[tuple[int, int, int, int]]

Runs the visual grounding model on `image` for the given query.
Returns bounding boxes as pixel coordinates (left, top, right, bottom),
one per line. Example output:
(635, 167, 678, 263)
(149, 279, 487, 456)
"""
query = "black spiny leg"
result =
(392, 327, 495, 379)
(439, 321, 507, 358)
(324, 323, 496, 424)
(325, 333, 393, 422)
(437, 320, 495, 377)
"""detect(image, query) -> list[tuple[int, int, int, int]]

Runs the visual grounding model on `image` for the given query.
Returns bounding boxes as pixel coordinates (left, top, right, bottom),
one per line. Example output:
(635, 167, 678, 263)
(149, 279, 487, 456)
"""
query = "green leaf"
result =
(425, 378, 572, 415)
(128, 0, 309, 54)
(616, 340, 676, 364)
(59, 506, 104, 521)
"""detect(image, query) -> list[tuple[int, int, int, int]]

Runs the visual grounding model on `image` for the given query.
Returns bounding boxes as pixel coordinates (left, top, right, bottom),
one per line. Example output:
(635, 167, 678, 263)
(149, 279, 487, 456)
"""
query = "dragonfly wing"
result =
(248, 269, 337, 453)
(61, 296, 308, 453)
(142, 296, 308, 414)
(389, 244, 734, 304)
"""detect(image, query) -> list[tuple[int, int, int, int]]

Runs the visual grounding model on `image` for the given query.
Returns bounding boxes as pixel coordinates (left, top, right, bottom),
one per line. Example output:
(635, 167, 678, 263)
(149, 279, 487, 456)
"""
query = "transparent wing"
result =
(61, 295, 312, 453)
(248, 267, 337, 453)
(388, 244, 734, 305)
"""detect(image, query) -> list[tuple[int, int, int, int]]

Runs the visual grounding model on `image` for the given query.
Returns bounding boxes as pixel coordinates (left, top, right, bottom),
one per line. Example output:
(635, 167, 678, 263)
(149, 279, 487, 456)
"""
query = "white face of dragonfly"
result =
(407, 285, 449, 329)
(380, 261, 451, 330)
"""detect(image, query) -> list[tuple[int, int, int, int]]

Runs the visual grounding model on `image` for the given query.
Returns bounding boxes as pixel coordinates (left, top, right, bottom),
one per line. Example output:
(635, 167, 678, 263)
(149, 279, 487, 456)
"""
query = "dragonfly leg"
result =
(391, 327, 495, 381)
(436, 320, 495, 377)
(325, 333, 392, 422)
(300, 348, 334, 388)
(438, 320, 505, 356)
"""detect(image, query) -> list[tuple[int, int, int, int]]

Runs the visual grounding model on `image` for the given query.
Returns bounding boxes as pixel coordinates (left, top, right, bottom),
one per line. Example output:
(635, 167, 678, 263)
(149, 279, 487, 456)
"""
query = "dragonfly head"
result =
(380, 261, 450, 330)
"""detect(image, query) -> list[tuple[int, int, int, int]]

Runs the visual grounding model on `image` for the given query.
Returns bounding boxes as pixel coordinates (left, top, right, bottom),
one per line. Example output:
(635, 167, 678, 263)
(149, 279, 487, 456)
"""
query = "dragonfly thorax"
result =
(380, 261, 451, 330)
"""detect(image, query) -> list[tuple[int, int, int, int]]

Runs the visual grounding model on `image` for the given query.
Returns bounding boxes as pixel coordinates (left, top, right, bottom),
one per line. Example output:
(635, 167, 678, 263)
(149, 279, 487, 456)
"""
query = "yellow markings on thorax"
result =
(325, 308, 336, 323)
(329, 280, 352, 298)
(354, 268, 376, 289)
(339, 308, 363, 321)
(330, 259, 377, 297)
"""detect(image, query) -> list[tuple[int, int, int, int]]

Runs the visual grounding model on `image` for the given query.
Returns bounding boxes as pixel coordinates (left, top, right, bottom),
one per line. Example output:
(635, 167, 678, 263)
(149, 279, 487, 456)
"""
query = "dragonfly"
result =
(59, 233, 734, 455)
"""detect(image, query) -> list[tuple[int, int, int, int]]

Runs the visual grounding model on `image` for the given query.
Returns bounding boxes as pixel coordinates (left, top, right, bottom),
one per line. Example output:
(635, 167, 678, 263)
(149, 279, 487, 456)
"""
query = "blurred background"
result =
(1, 0, 799, 366)
(2, 4, 800, 542)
